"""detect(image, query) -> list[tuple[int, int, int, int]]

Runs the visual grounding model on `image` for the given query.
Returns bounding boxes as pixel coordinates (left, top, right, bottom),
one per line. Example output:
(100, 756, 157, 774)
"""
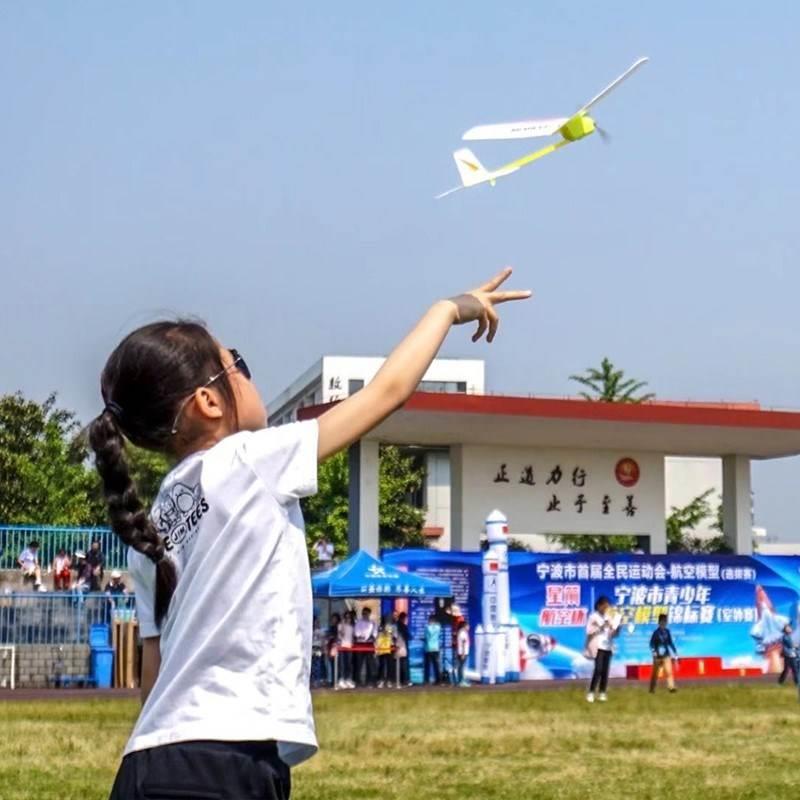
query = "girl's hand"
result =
(448, 267, 532, 343)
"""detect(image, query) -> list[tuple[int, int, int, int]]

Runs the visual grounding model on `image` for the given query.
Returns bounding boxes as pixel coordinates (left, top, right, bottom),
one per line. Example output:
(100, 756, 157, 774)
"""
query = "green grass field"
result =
(0, 683, 798, 799)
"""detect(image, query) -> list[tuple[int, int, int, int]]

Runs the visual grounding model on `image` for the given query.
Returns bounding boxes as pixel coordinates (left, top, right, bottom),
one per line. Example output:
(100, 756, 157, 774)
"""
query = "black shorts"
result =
(109, 740, 291, 800)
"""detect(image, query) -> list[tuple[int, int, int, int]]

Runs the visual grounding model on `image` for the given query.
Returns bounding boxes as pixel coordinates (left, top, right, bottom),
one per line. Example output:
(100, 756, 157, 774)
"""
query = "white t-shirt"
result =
(338, 622, 354, 648)
(19, 548, 38, 571)
(457, 628, 470, 657)
(586, 611, 616, 654)
(126, 421, 319, 767)
(354, 618, 376, 642)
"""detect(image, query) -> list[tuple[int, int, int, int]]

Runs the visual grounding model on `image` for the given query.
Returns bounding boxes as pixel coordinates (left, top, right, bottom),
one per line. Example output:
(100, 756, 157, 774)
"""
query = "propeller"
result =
(595, 123, 612, 143)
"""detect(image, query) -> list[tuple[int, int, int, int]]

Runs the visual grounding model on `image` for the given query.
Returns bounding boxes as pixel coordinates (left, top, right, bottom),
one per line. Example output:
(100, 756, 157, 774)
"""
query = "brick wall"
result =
(5, 644, 91, 688)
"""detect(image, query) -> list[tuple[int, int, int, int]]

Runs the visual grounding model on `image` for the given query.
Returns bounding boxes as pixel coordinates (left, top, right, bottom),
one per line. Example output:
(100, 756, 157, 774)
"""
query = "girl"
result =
(52, 549, 72, 591)
(90, 269, 528, 799)
(585, 595, 620, 703)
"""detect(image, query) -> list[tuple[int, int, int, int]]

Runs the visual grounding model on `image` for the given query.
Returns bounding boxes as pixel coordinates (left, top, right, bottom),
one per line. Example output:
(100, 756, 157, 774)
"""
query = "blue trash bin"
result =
(91, 646, 114, 688)
(89, 624, 110, 647)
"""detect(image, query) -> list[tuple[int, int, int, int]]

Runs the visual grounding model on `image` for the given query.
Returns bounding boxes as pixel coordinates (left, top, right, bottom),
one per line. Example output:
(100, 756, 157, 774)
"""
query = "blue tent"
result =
(311, 550, 452, 599)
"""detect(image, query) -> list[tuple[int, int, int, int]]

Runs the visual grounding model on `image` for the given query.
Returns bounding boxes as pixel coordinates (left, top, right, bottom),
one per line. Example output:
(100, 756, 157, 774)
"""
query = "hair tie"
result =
(104, 401, 124, 421)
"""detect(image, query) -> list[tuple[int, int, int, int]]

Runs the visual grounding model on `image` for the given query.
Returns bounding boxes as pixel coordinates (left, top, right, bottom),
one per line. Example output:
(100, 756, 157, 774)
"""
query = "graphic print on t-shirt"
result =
(152, 480, 210, 551)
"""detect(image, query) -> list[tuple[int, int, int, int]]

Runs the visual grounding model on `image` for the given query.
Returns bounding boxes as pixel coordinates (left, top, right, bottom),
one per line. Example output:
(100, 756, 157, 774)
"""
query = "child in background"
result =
(375, 615, 395, 688)
(89, 270, 528, 798)
(456, 621, 470, 687)
(424, 614, 442, 685)
(649, 613, 678, 694)
(52, 549, 72, 591)
(585, 596, 619, 703)
(338, 611, 355, 689)
(778, 623, 799, 686)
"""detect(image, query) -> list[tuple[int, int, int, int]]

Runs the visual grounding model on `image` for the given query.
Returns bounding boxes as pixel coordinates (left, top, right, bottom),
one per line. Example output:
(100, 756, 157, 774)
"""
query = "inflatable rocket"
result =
(476, 509, 522, 683)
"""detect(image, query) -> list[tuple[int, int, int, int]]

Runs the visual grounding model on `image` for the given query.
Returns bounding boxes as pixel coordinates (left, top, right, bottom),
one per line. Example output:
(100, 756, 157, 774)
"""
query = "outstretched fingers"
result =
(478, 266, 514, 293)
(489, 289, 533, 304)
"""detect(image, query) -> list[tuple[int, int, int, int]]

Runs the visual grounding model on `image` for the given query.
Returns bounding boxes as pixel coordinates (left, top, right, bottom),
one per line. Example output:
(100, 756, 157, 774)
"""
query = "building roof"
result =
(299, 393, 800, 459)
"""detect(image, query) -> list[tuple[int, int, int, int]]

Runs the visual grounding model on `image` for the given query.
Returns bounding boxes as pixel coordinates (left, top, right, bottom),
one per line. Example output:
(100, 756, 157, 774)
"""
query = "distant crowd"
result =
(311, 606, 471, 690)
(15, 538, 128, 595)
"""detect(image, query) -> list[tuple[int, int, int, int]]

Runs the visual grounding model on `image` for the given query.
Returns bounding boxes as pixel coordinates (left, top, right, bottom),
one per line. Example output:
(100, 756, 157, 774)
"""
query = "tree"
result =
(0, 393, 100, 526)
(547, 533, 640, 553)
(666, 489, 731, 554)
(569, 357, 655, 403)
(377, 446, 427, 550)
(301, 445, 427, 563)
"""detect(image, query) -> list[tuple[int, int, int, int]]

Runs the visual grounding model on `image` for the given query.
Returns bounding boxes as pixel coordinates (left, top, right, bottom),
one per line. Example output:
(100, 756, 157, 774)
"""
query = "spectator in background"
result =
(395, 611, 411, 687)
(311, 617, 326, 688)
(72, 551, 94, 592)
(52, 549, 72, 591)
(375, 614, 395, 688)
(424, 613, 442, 685)
(455, 620, 471, 687)
(778, 623, 799, 686)
(338, 610, 356, 689)
(86, 539, 105, 591)
(105, 570, 128, 595)
(313, 536, 334, 567)
(18, 541, 43, 589)
(354, 607, 377, 687)
(649, 613, 678, 694)
(326, 613, 341, 688)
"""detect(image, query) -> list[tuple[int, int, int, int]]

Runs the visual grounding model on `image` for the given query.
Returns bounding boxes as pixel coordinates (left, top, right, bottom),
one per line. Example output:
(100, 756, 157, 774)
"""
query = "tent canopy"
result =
(311, 549, 452, 599)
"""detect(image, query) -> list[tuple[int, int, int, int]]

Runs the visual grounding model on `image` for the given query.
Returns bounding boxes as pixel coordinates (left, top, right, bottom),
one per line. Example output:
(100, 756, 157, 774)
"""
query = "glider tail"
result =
(453, 148, 490, 187)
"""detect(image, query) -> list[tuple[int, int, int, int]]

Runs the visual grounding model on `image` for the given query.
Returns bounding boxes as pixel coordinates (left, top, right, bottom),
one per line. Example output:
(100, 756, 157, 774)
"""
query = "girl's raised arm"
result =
(317, 267, 531, 462)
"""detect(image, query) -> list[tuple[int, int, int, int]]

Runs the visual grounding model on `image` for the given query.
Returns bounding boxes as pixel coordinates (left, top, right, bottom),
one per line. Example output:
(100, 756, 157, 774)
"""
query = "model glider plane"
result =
(436, 57, 648, 198)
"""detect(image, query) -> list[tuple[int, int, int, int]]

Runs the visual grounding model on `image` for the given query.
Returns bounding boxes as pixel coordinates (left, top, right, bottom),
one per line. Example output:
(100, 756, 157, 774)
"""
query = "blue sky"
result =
(1, 2, 799, 538)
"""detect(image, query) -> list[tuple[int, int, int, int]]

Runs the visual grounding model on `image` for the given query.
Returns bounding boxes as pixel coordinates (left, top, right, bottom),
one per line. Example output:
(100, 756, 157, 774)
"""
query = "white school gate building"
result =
(299, 392, 800, 556)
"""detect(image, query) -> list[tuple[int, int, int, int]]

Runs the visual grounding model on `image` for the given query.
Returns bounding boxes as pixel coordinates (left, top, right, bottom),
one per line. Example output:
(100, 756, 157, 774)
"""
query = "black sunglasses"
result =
(170, 347, 252, 435)
(228, 348, 252, 381)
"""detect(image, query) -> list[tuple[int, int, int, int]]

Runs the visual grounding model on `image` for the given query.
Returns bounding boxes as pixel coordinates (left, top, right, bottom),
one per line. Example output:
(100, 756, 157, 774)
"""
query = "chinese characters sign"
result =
(464, 448, 663, 537)
(383, 549, 799, 681)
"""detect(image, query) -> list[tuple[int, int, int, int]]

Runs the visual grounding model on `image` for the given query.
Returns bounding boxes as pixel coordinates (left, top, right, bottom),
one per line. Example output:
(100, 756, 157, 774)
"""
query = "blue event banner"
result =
(382, 550, 800, 680)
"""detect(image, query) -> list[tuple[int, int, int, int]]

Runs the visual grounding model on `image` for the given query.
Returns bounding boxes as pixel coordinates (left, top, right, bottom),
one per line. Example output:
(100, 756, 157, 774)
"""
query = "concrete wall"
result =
(664, 456, 722, 536)
(423, 451, 451, 550)
(4, 644, 91, 688)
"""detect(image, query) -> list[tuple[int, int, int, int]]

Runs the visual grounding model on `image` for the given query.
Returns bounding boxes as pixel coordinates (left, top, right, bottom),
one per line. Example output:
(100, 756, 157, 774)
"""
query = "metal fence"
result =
(0, 592, 137, 645)
(0, 525, 125, 571)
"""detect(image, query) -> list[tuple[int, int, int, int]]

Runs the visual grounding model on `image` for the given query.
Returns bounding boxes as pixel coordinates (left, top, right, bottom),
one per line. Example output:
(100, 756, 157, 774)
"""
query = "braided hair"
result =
(89, 321, 237, 626)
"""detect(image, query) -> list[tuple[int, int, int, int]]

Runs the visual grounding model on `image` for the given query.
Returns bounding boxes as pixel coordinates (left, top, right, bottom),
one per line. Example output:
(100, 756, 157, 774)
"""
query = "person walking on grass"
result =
(778, 623, 799, 687)
(88, 270, 528, 798)
(585, 596, 619, 703)
(649, 613, 678, 694)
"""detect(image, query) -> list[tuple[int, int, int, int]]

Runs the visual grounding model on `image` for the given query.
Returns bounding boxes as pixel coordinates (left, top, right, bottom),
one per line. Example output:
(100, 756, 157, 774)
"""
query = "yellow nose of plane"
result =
(560, 114, 596, 142)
